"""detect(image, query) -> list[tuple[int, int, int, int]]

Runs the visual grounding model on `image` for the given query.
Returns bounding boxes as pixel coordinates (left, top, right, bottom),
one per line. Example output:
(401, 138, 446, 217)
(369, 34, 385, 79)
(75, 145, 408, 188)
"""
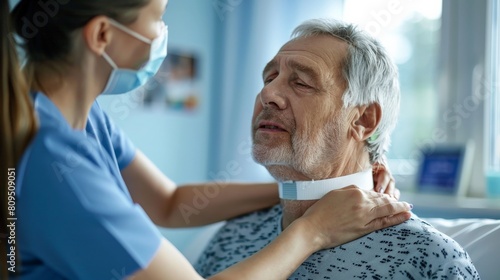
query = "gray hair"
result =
(291, 18, 401, 164)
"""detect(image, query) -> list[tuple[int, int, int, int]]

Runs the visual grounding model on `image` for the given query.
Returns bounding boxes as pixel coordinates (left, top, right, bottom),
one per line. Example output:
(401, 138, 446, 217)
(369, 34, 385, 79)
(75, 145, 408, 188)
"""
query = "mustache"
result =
(253, 109, 295, 132)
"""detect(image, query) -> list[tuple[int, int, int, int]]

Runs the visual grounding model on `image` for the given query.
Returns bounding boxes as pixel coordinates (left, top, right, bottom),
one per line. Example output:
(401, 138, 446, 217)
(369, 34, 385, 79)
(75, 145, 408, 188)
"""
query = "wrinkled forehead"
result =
(278, 35, 349, 70)
(262, 35, 348, 92)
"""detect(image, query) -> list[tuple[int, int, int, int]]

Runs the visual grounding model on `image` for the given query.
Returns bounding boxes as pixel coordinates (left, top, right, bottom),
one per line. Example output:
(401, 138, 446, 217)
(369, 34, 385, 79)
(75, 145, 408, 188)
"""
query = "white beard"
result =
(252, 112, 346, 179)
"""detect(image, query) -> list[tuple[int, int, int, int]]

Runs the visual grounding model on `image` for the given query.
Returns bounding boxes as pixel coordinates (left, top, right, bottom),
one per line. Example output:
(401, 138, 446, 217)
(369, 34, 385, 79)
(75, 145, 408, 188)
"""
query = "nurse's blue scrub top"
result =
(15, 93, 162, 279)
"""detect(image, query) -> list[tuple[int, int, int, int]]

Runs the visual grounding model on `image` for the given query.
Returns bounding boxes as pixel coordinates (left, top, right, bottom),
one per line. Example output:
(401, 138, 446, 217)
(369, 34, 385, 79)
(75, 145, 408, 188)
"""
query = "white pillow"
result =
(426, 218, 500, 280)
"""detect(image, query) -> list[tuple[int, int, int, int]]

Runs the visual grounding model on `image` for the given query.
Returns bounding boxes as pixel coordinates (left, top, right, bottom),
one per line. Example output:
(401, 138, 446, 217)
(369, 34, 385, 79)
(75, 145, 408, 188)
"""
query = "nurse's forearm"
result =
(161, 182, 279, 227)
(208, 217, 319, 280)
(132, 216, 320, 280)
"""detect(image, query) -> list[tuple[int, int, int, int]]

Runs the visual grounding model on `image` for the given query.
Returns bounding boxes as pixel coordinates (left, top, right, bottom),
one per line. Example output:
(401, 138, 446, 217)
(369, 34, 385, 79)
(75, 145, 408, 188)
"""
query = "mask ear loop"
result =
(108, 18, 153, 44)
(102, 52, 118, 69)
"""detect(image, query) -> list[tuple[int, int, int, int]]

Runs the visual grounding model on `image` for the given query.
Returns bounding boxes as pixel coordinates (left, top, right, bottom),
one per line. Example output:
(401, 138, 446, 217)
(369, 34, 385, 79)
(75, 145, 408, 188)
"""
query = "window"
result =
(343, 0, 443, 183)
(486, 0, 500, 189)
(210, 0, 491, 193)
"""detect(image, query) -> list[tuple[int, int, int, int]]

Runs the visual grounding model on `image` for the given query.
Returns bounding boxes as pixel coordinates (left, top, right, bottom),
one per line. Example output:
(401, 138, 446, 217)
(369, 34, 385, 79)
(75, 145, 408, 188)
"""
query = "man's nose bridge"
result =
(261, 74, 287, 108)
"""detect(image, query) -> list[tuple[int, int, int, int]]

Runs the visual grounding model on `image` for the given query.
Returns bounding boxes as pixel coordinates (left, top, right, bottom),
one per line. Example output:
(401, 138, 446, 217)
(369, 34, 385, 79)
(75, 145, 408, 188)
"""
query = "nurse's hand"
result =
(372, 162, 399, 199)
(131, 185, 412, 280)
(297, 186, 412, 251)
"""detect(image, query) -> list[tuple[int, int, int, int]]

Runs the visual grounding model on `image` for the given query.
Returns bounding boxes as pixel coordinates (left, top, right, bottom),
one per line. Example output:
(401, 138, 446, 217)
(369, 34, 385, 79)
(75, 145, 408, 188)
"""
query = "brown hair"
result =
(1, 0, 150, 278)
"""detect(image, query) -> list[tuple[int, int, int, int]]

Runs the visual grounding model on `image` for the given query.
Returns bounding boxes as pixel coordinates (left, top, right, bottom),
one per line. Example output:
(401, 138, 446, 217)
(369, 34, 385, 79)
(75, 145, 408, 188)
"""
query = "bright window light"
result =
(343, 0, 442, 174)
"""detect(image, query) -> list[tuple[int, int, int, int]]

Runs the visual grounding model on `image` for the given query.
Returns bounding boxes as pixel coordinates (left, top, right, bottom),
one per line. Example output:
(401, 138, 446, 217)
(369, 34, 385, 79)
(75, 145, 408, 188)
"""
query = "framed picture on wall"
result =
(143, 50, 199, 111)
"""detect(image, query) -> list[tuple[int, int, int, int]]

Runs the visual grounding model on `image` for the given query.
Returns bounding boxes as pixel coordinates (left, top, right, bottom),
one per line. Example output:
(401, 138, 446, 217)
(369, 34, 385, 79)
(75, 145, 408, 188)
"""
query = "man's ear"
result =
(82, 16, 113, 56)
(350, 103, 382, 142)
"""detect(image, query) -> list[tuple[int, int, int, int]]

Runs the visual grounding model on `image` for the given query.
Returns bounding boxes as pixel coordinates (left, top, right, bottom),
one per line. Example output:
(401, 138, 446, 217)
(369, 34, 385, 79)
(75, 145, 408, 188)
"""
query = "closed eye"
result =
(263, 74, 277, 85)
(295, 81, 312, 89)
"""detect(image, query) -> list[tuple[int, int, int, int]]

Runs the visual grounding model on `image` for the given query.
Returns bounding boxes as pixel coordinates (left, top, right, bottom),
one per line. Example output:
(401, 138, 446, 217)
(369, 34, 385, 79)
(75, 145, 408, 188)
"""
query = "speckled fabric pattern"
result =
(195, 205, 480, 279)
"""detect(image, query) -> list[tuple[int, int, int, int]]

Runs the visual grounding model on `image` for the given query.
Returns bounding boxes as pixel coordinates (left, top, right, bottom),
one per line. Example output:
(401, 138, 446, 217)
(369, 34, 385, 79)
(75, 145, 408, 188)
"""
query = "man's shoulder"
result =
(333, 216, 467, 254)
(292, 216, 478, 279)
(215, 204, 282, 238)
(372, 215, 460, 247)
(228, 204, 282, 224)
(195, 204, 283, 277)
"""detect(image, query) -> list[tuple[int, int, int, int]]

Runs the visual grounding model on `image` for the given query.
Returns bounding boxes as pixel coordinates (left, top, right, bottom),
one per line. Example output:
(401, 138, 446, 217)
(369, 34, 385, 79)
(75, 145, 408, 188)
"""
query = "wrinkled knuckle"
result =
(371, 219, 384, 231)
(351, 203, 364, 214)
(386, 203, 397, 213)
(384, 195, 396, 203)
(379, 217, 390, 228)
(350, 187, 364, 199)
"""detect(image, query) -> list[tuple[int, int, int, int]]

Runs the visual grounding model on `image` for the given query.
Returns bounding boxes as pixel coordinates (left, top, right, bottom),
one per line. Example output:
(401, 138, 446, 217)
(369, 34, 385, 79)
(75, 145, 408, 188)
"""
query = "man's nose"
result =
(259, 79, 287, 110)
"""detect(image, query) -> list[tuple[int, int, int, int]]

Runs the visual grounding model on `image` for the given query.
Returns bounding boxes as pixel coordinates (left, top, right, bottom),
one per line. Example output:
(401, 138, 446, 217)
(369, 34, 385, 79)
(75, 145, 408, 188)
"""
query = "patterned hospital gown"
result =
(195, 205, 480, 279)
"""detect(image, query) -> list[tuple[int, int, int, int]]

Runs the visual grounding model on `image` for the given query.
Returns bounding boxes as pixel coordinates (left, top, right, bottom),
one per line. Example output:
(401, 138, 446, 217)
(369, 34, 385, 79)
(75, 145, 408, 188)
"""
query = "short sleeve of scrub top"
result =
(15, 93, 162, 280)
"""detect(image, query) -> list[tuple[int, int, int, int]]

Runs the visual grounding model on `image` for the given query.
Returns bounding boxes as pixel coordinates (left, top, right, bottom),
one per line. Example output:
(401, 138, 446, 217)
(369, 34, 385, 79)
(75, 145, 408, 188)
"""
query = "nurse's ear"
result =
(82, 16, 114, 55)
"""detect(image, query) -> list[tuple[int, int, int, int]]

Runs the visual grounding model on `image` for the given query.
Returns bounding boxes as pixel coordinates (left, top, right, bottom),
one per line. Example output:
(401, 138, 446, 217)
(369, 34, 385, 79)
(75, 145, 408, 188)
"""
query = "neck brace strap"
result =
(278, 168, 373, 200)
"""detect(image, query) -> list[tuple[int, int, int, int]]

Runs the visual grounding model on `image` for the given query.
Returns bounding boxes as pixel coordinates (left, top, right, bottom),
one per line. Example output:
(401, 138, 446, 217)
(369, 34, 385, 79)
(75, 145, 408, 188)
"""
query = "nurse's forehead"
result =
(146, 0, 169, 15)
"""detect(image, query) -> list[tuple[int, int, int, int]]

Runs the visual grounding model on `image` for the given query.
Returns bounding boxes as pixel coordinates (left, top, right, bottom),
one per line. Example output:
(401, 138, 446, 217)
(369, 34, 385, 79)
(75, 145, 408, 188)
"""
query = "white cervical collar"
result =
(278, 168, 373, 200)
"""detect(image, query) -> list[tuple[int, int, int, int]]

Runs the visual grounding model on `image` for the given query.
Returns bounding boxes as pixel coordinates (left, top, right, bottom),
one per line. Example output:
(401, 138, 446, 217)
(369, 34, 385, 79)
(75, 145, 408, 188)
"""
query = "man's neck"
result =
(278, 147, 371, 230)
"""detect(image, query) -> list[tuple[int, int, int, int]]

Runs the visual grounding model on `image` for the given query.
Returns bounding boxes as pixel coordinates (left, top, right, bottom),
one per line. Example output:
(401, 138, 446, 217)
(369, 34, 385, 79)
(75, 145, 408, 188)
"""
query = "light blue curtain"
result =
(208, 0, 344, 182)
(438, 0, 488, 195)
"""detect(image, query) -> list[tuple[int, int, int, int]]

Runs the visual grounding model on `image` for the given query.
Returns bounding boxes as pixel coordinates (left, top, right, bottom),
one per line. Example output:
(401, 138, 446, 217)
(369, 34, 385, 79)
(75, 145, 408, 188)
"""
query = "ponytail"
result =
(1, 0, 38, 277)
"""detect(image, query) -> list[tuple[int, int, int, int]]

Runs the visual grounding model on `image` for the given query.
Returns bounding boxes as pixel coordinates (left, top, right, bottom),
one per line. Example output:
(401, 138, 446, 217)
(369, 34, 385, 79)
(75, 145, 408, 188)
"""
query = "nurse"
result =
(0, 0, 411, 279)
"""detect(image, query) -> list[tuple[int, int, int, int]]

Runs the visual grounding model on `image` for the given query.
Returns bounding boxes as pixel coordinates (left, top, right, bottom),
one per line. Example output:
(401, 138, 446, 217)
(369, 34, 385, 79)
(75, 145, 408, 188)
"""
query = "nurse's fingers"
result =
(300, 186, 411, 250)
(366, 200, 412, 227)
(383, 178, 398, 199)
(392, 184, 400, 200)
(373, 166, 391, 193)
(365, 210, 412, 232)
(364, 187, 397, 201)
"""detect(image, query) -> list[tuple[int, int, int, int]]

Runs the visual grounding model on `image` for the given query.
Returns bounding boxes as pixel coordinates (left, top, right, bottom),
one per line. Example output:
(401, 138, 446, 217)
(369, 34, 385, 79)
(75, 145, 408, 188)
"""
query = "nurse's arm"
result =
(122, 151, 279, 227)
(132, 219, 318, 279)
(132, 194, 411, 280)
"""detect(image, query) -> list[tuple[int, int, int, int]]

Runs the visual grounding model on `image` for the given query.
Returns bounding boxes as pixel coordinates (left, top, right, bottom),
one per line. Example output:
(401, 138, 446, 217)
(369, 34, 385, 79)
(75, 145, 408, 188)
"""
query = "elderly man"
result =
(195, 19, 479, 279)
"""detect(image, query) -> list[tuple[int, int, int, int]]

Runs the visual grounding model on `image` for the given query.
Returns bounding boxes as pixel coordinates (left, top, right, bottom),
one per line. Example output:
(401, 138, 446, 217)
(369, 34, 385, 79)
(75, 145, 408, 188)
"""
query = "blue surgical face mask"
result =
(101, 19, 168, 95)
